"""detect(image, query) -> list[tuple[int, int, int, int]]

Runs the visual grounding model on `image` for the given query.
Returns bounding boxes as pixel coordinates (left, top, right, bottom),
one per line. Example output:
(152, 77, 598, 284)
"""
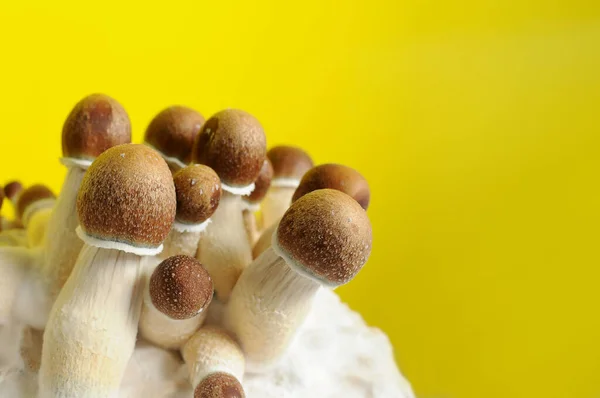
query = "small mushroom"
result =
(225, 189, 372, 372)
(139, 255, 213, 350)
(144, 106, 205, 173)
(15, 184, 56, 248)
(260, 146, 313, 230)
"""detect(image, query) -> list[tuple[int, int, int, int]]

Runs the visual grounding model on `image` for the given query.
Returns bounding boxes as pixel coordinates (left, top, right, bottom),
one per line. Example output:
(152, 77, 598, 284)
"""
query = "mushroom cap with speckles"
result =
(62, 94, 132, 160)
(245, 159, 274, 204)
(267, 146, 313, 181)
(292, 164, 370, 210)
(4, 181, 23, 202)
(194, 372, 245, 398)
(192, 109, 267, 188)
(77, 144, 176, 250)
(150, 255, 213, 320)
(276, 189, 372, 286)
(145, 106, 205, 166)
(173, 165, 222, 225)
(16, 185, 55, 220)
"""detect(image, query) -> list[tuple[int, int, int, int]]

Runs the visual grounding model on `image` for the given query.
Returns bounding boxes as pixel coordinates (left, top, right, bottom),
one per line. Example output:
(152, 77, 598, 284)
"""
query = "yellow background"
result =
(1, 2, 599, 398)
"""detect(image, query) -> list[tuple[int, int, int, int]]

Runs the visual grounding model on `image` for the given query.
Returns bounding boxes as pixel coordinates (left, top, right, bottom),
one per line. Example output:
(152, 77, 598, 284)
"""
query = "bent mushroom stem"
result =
(40, 245, 146, 398)
(260, 186, 295, 231)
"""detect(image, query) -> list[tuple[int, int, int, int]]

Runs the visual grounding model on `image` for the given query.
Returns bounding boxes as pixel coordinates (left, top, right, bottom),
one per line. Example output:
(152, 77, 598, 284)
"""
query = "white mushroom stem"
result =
(198, 191, 252, 302)
(243, 209, 260, 246)
(260, 183, 296, 230)
(138, 281, 209, 350)
(40, 244, 146, 398)
(20, 326, 44, 373)
(158, 220, 210, 261)
(224, 245, 320, 373)
(252, 221, 277, 259)
(40, 165, 86, 300)
(0, 247, 38, 325)
(181, 326, 245, 389)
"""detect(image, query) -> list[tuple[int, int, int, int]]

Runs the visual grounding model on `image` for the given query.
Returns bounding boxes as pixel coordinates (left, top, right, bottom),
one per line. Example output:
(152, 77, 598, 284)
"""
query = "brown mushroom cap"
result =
(194, 372, 245, 398)
(4, 181, 24, 203)
(292, 164, 370, 210)
(150, 255, 213, 320)
(245, 159, 274, 204)
(0, 187, 4, 212)
(16, 185, 56, 221)
(173, 165, 222, 225)
(267, 146, 313, 182)
(77, 144, 176, 251)
(276, 189, 372, 287)
(145, 106, 205, 166)
(192, 109, 267, 189)
(62, 94, 132, 161)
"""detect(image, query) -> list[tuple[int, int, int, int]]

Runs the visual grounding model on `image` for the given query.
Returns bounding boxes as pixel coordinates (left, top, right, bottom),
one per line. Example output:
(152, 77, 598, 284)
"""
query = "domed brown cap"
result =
(16, 185, 56, 221)
(145, 106, 205, 167)
(194, 372, 245, 398)
(173, 165, 221, 225)
(292, 164, 370, 210)
(192, 109, 267, 189)
(245, 159, 273, 204)
(150, 255, 213, 320)
(62, 94, 132, 161)
(4, 181, 23, 203)
(276, 189, 372, 286)
(77, 144, 176, 250)
(267, 146, 313, 182)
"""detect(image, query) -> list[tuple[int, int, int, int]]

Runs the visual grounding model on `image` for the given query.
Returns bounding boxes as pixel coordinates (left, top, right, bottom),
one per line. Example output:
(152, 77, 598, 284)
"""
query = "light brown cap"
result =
(276, 189, 372, 287)
(4, 181, 23, 203)
(16, 185, 56, 222)
(192, 109, 267, 189)
(245, 159, 273, 204)
(62, 94, 132, 161)
(77, 144, 176, 251)
(194, 372, 245, 398)
(145, 106, 205, 167)
(292, 164, 370, 210)
(267, 146, 313, 182)
(173, 165, 221, 226)
(150, 255, 213, 320)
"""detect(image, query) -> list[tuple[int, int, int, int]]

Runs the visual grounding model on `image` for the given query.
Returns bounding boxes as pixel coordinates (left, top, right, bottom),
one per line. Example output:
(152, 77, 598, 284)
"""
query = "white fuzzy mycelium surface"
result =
(0, 288, 414, 398)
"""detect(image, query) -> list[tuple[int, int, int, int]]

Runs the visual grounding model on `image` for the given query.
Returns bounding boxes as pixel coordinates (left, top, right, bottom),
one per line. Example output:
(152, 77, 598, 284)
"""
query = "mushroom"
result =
(253, 163, 371, 258)
(2, 181, 25, 229)
(242, 158, 273, 245)
(181, 326, 246, 398)
(40, 93, 131, 306)
(139, 255, 213, 350)
(40, 144, 176, 398)
(260, 146, 313, 230)
(192, 109, 267, 302)
(144, 106, 205, 173)
(15, 184, 56, 248)
(159, 165, 222, 260)
(225, 189, 373, 372)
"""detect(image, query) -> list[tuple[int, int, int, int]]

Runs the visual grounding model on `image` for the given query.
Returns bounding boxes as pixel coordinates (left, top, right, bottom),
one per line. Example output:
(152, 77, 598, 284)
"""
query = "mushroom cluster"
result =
(0, 94, 412, 398)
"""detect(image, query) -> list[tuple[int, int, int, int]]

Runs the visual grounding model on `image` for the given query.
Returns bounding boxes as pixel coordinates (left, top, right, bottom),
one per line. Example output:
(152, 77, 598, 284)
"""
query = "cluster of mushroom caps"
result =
(0, 94, 372, 398)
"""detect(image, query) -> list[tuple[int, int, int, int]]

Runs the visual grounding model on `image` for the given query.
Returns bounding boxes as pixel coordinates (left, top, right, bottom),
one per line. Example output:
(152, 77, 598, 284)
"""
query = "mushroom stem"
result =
(242, 209, 260, 246)
(20, 326, 44, 373)
(40, 166, 86, 300)
(40, 245, 146, 398)
(198, 191, 252, 301)
(0, 247, 38, 325)
(159, 229, 203, 260)
(252, 221, 277, 259)
(260, 186, 295, 231)
(138, 281, 208, 350)
(26, 207, 53, 248)
(224, 246, 320, 373)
